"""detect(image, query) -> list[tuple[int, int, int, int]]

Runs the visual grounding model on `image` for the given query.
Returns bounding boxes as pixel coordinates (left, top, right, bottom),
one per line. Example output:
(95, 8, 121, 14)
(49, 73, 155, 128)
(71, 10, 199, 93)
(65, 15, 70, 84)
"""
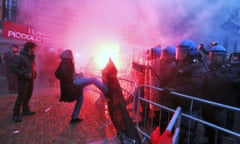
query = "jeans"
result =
(71, 77, 108, 119)
(73, 77, 108, 94)
(72, 95, 84, 119)
(13, 80, 34, 116)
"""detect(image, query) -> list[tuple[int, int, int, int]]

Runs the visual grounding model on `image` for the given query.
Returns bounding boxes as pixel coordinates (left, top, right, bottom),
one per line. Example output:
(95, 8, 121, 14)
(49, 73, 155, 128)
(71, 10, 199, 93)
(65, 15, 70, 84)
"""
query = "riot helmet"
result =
(209, 45, 226, 63)
(176, 39, 198, 60)
(146, 45, 162, 60)
(161, 45, 176, 61)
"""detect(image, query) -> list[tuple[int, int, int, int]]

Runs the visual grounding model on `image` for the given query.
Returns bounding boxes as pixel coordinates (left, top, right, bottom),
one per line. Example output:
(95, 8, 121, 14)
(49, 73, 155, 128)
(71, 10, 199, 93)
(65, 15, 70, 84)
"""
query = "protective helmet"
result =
(176, 39, 198, 60)
(209, 45, 226, 63)
(210, 45, 226, 54)
(146, 45, 162, 60)
(151, 47, 162, 56)
(161, 45, 176, 60)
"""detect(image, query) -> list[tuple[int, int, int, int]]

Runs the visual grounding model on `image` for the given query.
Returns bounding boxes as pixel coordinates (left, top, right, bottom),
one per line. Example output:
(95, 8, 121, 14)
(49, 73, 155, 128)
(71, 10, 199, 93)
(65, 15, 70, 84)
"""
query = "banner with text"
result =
(2, 21, 62, 45)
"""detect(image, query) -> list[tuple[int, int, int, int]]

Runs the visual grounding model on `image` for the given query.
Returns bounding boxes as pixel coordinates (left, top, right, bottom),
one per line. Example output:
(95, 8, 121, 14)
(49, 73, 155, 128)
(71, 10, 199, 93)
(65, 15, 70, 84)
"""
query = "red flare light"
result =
(93, 41, 121, 70)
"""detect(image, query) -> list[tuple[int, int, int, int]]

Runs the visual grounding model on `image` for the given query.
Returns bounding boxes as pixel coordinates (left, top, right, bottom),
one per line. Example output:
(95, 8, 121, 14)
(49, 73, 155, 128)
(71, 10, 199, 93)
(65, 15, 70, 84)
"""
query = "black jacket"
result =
(55, 59, 82, 102)
(11, 49, 37, 81)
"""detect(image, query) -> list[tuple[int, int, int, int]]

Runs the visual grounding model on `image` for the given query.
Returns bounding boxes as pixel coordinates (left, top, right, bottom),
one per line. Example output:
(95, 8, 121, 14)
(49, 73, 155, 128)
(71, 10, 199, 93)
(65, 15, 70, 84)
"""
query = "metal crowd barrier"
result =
(82, 72, 240, 143)
(87, 76, 137, 128)
(116, 78, 183, 144)
(134, 84, 240, 144)
(118, 77, 137, 120)
(166, 106, 181, 144)
(87, 77, 182, 143)
(135, 85, 182, 143)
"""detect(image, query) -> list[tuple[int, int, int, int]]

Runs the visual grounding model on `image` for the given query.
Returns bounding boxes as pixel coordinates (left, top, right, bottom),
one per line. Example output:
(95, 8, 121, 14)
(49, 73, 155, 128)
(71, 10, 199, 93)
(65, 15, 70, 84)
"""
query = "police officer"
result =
(224, 53, 240, 130)
(201, 45, 239, 144)
(147, 46, 162, 124)
(160, 45, 177, 87)
(229, 53, 240, 107)
(157, 45, 177, 132)
(164, 39, 208, 144)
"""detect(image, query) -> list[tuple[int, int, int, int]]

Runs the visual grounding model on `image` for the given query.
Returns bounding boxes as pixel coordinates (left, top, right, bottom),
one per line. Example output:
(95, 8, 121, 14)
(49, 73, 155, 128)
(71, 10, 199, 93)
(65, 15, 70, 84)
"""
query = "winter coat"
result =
(202, 64, 239, 107)
(11, 49, 37, 81)
(165, 59, 208, 111)
(55, 58, 82, 102)
(159, 61, 178, 107)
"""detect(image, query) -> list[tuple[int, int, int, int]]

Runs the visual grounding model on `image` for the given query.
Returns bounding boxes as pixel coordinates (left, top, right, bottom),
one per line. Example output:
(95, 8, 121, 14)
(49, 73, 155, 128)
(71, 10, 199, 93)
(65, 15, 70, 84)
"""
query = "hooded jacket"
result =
(11, 49, 37, 81)
(55, 50, 82, 102)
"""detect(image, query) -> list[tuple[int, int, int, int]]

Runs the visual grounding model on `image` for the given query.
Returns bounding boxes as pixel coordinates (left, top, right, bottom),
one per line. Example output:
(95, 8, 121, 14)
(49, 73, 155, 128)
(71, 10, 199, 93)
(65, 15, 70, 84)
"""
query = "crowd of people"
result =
(146, 39, 240, 144)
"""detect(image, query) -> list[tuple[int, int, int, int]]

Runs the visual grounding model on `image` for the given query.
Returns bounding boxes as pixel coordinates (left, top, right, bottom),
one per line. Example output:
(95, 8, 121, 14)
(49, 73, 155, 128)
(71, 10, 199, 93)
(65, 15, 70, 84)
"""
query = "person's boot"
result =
(12, 115, 22, 122)
(13, 107, 22, 122)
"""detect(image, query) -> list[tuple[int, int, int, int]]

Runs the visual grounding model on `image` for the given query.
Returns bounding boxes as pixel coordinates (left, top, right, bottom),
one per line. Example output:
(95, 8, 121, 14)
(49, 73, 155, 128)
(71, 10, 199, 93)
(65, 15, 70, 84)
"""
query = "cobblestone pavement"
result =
(0, 86, 120, 144)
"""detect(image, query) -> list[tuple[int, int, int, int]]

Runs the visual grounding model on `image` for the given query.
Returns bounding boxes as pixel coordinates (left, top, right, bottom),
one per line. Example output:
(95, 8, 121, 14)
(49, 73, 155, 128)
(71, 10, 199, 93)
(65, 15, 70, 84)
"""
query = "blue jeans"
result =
(71, 77, 108, 119)
(73, 77, 108, 94)
(72, 95, 83, 119)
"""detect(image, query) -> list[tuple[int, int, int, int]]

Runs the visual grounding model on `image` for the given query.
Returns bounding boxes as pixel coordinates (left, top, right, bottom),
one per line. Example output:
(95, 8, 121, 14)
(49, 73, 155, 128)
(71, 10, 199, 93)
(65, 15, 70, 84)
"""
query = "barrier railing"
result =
(135, 84, 240, 144)
(135, 85, 181, 143)
(118, 77, 137, 119)
(78, 70, 240, 143)
(166, 106, 181, 144)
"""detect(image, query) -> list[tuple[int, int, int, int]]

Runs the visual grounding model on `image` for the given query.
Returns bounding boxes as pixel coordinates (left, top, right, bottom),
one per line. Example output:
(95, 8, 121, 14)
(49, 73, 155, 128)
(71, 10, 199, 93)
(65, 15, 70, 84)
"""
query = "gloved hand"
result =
(151, 126, 173, 144)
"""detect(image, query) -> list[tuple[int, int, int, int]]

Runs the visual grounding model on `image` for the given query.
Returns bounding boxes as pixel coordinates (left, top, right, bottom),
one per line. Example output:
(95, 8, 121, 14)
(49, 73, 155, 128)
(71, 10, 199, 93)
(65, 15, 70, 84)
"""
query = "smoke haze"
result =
(18, 0, 240, 70)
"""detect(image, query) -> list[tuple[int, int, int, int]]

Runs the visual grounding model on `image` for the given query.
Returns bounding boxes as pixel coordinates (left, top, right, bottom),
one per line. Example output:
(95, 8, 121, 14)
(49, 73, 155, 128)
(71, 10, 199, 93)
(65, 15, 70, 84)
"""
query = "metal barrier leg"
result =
(98, 119, 112, 130)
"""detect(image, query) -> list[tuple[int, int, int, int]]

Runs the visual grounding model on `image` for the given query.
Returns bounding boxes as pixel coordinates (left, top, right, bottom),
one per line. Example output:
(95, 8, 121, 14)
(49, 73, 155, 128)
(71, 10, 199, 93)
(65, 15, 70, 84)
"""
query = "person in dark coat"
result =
(201, 45, 229, 144)
(3, 44, 19, 93)
(11, 41, 37, 122)
(55, 49, 108, 123)
(224, 53, 240, 131)
(163, 40, 208, 144)
(226, 53, 240, 108)
(157, 45, 178, 132)
(201, 46, 240, 144)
